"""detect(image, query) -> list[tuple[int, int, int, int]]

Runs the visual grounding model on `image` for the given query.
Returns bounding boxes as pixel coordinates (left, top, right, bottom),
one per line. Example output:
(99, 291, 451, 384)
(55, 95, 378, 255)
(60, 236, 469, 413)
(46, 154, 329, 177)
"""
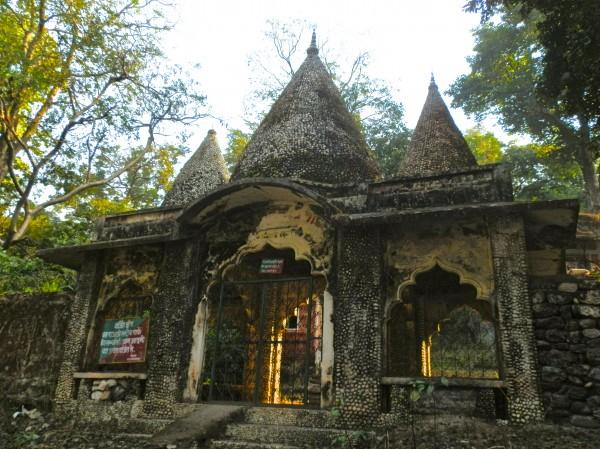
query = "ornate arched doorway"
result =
(201, 246, 326, 407)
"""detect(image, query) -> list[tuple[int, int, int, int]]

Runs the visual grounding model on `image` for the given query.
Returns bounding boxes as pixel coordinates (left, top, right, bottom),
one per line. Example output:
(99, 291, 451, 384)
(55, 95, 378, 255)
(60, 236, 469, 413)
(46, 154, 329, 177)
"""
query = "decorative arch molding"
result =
(205, 239, 330, 296)
(205, 201, 333, 293)
(387, 257, 491, 322)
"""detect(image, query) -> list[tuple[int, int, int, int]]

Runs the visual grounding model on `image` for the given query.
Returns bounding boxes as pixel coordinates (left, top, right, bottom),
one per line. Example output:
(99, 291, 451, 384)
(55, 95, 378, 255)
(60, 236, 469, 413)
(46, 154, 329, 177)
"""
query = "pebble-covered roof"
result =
(232, 32, 380, 184)
(398, 76, 477, 176)
(162, 130, 229, 208)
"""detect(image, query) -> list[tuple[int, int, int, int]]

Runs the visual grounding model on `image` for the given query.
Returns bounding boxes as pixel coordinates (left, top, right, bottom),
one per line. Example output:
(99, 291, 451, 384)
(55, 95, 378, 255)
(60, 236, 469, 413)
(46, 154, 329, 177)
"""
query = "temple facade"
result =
(41, 33, 579, 429)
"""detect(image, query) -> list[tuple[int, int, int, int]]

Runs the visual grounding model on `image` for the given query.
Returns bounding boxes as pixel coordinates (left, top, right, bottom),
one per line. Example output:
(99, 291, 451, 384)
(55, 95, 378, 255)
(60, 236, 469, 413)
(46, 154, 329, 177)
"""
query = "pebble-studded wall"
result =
(141, 239, 201, 419)
(54, 257, 100, 411)
(490, 214, 544, 423)
(333, 224, 383, 426)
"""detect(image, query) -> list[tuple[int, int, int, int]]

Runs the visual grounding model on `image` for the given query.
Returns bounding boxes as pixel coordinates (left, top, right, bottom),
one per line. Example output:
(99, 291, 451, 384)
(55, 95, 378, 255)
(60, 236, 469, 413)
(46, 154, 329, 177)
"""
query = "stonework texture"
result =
(142, 239, 202, 419)
(369, 164, 513, 210)
(54, 257, 100, 402)
(397, 78, 477, 177)
(490, 214, 544, 423)
(532, 278, 600, 428)
(162, 129, 229, 208)
(334, 225, 383, 426)
(232, 46, 379, 183)
(0, 293, 72, 406)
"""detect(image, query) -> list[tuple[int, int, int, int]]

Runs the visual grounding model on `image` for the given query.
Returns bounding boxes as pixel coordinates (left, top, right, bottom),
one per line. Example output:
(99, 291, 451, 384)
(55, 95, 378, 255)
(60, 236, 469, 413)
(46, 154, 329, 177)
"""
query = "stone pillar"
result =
(321, 290, 334, 407)
(142, 239, 200, 419)
(334, 225, 383, 427)
(55, 256, 100, 405)
(183, 298, 208, 401)
(490, 214, 544, 423)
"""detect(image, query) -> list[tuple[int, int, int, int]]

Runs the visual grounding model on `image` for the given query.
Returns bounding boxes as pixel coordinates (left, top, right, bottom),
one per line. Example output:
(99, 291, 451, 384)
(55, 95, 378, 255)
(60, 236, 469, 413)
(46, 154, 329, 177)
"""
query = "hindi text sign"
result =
(98, 318, 149, 364)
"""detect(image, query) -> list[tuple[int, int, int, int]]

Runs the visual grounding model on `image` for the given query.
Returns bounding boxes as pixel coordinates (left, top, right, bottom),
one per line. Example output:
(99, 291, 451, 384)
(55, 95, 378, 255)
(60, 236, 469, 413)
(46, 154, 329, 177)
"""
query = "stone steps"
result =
(209, 440, 301, 449)
(128, 418, 174, 434)
(244, 407, 334, 428)
(114, 432, 154, 440)
(224, 423, 347, 447)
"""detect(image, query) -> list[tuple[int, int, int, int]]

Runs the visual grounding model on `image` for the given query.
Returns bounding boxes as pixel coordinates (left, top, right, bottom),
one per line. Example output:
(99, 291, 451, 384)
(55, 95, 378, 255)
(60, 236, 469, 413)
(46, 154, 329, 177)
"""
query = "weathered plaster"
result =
(386, 218, 494, 301)
(321, 290, 334, 407)
(215, 202, 333, 286)
(183, 298, 208, 402)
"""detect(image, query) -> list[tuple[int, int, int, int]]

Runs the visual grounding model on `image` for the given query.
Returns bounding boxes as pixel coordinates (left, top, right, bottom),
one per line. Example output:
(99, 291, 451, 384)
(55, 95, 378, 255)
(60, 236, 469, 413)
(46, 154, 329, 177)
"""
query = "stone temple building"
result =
(41, 33, 580, 434)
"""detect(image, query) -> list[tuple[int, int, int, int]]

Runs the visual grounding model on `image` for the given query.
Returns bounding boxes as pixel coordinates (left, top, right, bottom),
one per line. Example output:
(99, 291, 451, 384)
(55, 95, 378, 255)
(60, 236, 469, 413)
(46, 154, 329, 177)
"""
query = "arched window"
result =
(387, 265, 499, 379)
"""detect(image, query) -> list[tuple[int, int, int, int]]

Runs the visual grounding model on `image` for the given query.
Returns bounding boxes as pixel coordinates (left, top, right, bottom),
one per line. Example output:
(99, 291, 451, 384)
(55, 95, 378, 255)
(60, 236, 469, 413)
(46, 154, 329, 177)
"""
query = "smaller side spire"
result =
(307, 29, 318, 56)
(162, 130, 229, 208)
(397, 78, 477, 177)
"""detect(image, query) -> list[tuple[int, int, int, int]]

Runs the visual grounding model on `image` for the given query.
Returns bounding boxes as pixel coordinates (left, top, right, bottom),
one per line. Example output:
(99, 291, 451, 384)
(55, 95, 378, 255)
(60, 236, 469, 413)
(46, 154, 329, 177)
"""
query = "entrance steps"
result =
(207, 407, 376, 449)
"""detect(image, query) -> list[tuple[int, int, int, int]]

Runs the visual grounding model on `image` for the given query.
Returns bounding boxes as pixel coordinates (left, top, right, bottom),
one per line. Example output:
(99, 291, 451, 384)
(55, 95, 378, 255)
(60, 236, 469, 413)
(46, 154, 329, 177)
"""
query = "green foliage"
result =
(450, 6, 599, 209)
(408, 378, 441, 403)
(14, 430, 40, 447)
(0, 248, 75, 296)
(224, 129, 250, 171)
(465, 127, 583, 202)
(504, 143, 582, 202)
(465, 0, 600, 122)
(0, 0, 205, 246)
(464, 127, 503, 164)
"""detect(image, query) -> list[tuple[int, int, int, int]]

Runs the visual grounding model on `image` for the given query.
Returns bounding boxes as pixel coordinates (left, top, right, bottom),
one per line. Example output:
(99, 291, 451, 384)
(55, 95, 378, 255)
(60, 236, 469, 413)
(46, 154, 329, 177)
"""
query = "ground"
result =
(1, 401, 599, 449)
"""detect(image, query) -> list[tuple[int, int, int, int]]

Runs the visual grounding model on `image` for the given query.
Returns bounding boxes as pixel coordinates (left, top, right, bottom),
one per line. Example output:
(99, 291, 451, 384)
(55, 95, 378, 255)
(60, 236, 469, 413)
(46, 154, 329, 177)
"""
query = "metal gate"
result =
(202, 277, 322, 407)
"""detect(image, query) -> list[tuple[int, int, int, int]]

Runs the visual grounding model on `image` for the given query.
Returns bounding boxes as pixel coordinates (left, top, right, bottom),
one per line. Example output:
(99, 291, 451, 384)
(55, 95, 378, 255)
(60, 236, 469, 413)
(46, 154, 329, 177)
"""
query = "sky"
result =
(163, 0, 488, 153)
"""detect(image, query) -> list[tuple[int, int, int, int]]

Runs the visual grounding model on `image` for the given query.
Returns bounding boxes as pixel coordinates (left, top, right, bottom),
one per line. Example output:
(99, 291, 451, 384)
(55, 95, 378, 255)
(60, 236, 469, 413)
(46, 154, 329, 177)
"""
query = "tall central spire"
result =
(307, 30, 318, 56)
(231, 33, 379, 183)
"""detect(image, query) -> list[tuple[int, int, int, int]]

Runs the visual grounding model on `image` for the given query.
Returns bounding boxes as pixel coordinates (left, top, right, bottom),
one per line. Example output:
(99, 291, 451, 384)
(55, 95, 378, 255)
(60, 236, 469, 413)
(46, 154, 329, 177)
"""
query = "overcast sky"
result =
(163, 0, 487, 153)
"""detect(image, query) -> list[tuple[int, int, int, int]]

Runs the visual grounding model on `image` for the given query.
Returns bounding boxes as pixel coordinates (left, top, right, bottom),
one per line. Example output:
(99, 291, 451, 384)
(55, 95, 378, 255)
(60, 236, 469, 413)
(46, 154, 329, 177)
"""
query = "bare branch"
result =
(31, 135, 153, 213)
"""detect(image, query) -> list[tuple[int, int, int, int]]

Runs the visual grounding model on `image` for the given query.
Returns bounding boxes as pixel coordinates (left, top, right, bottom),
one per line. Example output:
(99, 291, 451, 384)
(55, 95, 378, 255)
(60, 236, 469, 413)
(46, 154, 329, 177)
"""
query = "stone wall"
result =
(0, 293, 72, 407)
(368, 164, 512, 211)
(334, 225, 383, 427)
(532, 277, 600, 428)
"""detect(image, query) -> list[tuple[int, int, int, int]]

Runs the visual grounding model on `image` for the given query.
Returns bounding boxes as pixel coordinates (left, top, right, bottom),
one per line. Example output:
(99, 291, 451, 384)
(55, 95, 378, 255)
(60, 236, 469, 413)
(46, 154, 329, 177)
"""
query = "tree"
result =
(465, 0, 600, 121)
(224, 130, 250, 172)
(0, 0, 206, 247)
(464, 127, 503, 164)
(226, 20, 410, 179)
(465, 127, 582, 202)
(449, 8, 599, 209)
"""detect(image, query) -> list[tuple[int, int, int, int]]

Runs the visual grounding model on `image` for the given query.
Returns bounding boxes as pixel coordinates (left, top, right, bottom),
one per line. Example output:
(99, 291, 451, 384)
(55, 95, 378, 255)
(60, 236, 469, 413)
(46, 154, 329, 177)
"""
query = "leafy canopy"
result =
(449, 7, 599, 209)
(465, 127, 582, 202)
(0, 0, 206, 247)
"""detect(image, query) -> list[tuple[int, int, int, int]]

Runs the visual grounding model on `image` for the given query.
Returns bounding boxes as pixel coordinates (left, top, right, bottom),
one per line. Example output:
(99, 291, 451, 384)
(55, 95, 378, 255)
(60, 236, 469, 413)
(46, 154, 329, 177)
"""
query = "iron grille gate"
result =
(203, 277, 322, 407)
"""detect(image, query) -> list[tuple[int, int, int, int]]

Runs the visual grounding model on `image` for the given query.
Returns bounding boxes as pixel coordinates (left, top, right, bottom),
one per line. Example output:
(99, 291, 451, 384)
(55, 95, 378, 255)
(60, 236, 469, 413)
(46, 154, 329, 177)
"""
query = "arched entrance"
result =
(201, 246, 325, 407)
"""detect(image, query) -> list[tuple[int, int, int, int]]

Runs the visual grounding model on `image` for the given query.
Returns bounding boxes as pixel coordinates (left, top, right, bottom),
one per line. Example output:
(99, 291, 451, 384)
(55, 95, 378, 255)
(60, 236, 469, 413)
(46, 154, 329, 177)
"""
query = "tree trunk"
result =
(576, 143, 600, 211)
(0, 137, 9, 186)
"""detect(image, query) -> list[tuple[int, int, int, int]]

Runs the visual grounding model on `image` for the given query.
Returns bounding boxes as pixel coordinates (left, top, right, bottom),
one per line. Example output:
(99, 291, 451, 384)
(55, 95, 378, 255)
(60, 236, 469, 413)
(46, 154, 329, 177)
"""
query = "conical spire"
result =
(307, 29, 318, 56)
(398, 77, 477, 177)
(231, 33, 379, 184)
(162, 130, 229, 208)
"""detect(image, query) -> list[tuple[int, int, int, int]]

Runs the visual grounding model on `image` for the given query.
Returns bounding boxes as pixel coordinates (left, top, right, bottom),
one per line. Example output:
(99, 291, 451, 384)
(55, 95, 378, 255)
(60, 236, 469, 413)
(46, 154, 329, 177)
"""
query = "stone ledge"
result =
(74, 372, 147, 380)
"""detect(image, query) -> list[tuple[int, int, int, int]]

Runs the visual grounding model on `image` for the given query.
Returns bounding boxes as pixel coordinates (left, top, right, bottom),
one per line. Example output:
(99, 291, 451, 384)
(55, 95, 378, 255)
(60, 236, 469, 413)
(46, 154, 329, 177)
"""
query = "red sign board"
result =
(98, 318, 149, 364)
